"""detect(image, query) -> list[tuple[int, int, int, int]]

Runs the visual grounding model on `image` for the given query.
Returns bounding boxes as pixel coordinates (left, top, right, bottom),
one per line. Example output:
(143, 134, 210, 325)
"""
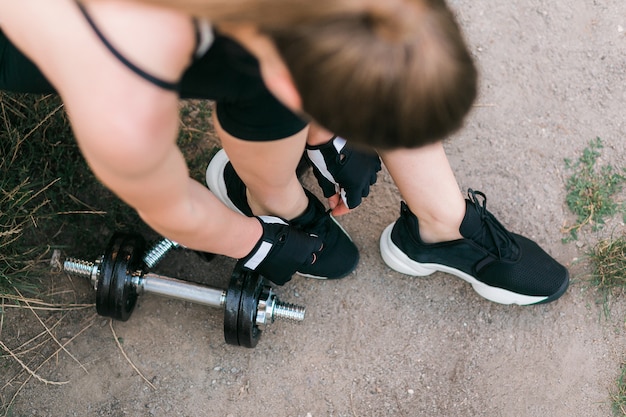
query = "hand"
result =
(238, 216, 321, 285)
(327, 194, 351, 216)
(305, 136, 381, 213)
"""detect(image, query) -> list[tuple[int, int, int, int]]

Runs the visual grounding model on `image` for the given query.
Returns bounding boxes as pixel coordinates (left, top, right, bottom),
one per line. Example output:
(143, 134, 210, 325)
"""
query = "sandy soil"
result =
(1, 0, 625, 416)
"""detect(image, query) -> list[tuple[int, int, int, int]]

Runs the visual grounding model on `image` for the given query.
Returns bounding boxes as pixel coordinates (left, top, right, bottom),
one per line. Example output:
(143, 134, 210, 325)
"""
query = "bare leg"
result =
(379, 141, 570, 305)
(307, 122, 334, 146)
(214, 113, 309, 220)
(379, 142, 465, 243)
(211, 115, 359, 280)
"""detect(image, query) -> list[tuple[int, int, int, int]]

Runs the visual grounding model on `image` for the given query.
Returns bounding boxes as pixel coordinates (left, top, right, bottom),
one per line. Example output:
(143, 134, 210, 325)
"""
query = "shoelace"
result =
(305, 208, 333, 241)
(467, 189, 520, 260)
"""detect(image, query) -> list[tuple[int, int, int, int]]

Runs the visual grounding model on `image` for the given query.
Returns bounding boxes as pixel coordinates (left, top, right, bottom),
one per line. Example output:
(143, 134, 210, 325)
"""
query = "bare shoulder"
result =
(80, 0, 197, 78)
(0, 0, 196, 91)
(0, 0, 194, 157)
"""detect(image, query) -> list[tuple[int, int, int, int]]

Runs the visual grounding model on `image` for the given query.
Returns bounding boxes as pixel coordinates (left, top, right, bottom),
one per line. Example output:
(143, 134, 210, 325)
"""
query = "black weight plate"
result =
(95, 233, 144, 320)
(224, 267, 247, 346)
(237, 271, 264, 348)
(96, 233, 126, 318)
(109, 233, 145, 321)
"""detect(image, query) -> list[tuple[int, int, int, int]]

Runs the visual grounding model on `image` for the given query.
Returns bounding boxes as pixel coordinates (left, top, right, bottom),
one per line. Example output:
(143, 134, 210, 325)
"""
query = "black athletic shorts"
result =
(181, 34, 307, 140)
(0, 30, 55, 94)
(0, 30, 306, 141)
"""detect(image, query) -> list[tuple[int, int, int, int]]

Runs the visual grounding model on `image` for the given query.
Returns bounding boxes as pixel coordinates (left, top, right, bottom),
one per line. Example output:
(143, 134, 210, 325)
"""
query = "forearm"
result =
(65, 84, 262, 259)
(136, 177, 262, 259)
(84, 125, 261, 258)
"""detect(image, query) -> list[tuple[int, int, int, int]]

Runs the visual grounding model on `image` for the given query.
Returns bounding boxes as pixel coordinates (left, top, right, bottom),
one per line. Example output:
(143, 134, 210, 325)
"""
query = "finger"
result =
(320, 180, 338, 198)
(331, 199, 351, 216)
(312, 170, 338, 198)
(340, 188, 350, 208)
(360, 184, 371, 199)
(328, 193, 340, 210)
(345, 188, 365, 209)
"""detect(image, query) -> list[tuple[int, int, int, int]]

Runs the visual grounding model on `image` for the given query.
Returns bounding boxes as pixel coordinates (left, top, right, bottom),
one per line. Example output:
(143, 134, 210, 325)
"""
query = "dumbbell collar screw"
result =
(63, 256, 102, 291)
(92, 256, 103, 290)
(257, 287, 306, 325)
(143, 238, 180, 269)
(256, 287, 275, 328)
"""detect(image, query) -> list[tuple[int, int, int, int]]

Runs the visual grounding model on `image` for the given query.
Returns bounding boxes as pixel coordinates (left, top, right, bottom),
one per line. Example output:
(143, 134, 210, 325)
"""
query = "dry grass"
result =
(0, 290, 96, 415)
(613, 361, 626, 417)
(589, 234, 626, 295)
(0, 93, 219, 415)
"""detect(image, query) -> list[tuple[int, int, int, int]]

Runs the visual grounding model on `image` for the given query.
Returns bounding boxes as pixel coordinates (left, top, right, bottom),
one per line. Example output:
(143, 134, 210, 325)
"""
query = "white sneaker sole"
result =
(379, 223, 547, 306)
(205, 149, 245, 215)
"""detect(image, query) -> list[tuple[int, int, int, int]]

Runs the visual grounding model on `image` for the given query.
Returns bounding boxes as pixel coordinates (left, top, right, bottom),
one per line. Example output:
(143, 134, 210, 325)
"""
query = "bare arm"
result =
(0, 0, 262, 257)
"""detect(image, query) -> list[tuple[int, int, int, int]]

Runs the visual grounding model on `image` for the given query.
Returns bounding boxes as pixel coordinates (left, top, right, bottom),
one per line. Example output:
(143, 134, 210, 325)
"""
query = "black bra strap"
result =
(76, 1, 180, 92)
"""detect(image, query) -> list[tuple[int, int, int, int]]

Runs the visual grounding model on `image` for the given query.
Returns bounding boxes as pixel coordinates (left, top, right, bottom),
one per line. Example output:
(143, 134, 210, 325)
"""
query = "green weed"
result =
(589, 233, 626, 295)
(586, 232, 626, 321)
(563, 137, 625, 242)
(587, 232, 626, 417)
(613, 362, 626, 417)
(564, 139, 625, 412)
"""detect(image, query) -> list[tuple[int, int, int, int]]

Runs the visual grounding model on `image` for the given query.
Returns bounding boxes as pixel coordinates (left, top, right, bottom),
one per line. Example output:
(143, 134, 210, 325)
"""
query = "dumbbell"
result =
(63, 232, 305, 348)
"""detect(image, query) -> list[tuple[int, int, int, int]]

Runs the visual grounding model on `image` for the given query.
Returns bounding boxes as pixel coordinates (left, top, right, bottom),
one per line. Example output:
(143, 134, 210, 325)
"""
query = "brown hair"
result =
(132, 0, 478, 148)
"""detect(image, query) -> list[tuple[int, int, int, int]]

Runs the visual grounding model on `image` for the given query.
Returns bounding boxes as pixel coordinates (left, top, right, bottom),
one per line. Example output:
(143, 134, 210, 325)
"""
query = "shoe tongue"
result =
(459, 199, 498, 252)
(459, 199, 517, 258)
(290, 190, 326, 233)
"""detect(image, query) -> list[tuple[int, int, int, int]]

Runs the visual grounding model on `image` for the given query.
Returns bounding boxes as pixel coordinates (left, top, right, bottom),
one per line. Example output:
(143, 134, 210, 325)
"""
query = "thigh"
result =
(216, 112, 309, 219)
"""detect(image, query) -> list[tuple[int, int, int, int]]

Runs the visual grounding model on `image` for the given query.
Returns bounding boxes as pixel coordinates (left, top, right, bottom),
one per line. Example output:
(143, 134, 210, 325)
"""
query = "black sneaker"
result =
(206, 149, 253, 216)
(380, 190, 569, 305)
(289, 188, 359, 279)
(206, 149, 359, 279)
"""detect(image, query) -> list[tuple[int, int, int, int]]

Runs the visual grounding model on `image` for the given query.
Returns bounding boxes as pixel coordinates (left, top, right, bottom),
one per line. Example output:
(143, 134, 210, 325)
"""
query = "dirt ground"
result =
(2, 0, 626, 416)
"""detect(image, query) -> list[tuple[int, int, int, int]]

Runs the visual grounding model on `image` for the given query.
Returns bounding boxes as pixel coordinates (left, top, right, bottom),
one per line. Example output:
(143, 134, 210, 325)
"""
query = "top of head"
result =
(133, 0, 478, 149)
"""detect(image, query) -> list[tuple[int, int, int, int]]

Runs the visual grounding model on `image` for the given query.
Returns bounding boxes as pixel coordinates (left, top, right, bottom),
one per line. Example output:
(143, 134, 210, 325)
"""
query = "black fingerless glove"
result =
(305, 136, 381, 209)
(237, 216, 321, 286)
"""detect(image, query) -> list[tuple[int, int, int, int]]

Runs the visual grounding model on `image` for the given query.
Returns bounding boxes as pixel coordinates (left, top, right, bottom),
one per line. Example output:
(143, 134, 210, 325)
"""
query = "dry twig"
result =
(2, 318, 95, 416)
(109, 320, 156, 390)
(10, 103, 64, 163)
(0, 341, 68, 386)
(0, 298, 4, 340)
(15, 289, 88, 374)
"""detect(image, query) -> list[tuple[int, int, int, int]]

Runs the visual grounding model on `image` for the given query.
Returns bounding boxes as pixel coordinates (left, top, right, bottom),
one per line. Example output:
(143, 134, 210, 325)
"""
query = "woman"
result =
(0, 0, 568, 304)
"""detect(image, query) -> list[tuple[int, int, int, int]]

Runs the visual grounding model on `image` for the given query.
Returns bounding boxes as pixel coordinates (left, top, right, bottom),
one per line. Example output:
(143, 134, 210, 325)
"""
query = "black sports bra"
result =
(76, 1, 213, 92)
